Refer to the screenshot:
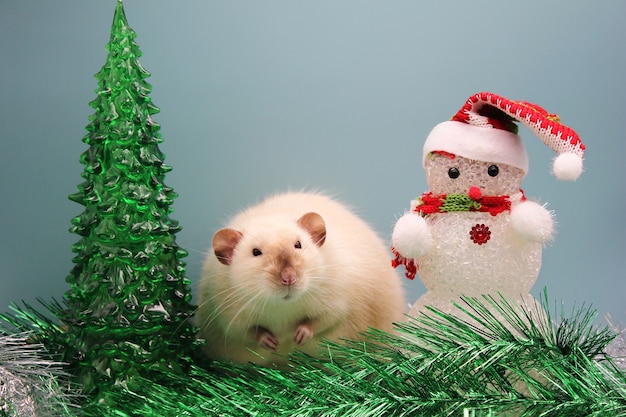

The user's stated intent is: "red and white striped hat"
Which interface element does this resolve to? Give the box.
[423,92,586,180]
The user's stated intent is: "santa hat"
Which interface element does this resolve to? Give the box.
[423,92,586,180]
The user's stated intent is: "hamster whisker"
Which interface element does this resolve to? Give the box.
[223,290,267,338]
[194,286,248,324]
[200,281,255,305]
[195,282,258,333]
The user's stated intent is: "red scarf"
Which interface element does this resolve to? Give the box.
[415,187,524,216]
[392,188,525,279]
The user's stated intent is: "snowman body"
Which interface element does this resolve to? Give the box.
[409,208,542,317]
[393,153,553,320]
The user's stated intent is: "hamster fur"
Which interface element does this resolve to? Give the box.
[196,192,406,366]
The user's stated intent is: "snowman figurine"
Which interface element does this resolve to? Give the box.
[392,92,586,321]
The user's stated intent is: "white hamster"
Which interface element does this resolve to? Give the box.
[196,192,406,366]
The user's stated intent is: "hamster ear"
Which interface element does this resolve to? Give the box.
[297,212,326,247]
[213,228,243,265]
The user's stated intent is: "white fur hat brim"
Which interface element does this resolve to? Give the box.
[423,120,529,174]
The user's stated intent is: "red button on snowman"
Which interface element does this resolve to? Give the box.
[391,92,585,320]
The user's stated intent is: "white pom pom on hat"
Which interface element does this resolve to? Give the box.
[552,151,584,181]
[423,92,586,181]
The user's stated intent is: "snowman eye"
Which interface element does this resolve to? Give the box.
[448,167,460,179]
[487,165,499,177]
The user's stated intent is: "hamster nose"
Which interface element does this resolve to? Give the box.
[281,266,297,286]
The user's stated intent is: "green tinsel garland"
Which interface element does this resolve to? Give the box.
[2,291,625,416]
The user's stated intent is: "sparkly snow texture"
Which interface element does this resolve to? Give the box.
[606,328,626,371]
[0,333,70,416]
[406,155,548,319]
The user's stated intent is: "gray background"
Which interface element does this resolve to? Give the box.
[1,1,624,325]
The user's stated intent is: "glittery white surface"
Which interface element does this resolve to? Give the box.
[408,155,544,320]
[425,154,525,196]
[606,329,626,371]
[0,333,69,417]
[0,366,37,416]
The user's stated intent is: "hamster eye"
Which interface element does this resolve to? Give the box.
[487,165,499,177]
[252,248,262,256]
[294,241,302,249]
[448,167,460,179]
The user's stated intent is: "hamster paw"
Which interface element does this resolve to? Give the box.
[510,201,555,243]
[294,323,314,345]
[391,212,433,259]
[256,329,279,351]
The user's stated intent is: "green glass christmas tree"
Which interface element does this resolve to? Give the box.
[62,0,198,397]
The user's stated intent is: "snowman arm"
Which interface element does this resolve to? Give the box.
[391,212,433,259]
[509,200,555,243]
